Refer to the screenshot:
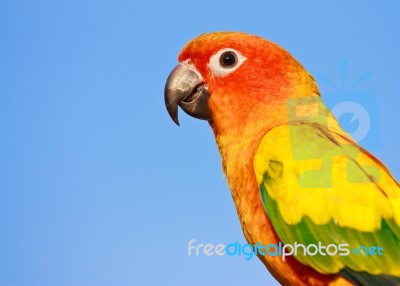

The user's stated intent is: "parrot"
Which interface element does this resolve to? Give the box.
[164,32,400,286]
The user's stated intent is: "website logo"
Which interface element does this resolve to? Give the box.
[188,239,383,261]
[315,60,381,150]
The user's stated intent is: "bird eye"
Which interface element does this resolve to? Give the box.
[208,48,247,77]
[219,51,238,68]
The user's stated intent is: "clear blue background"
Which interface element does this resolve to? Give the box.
[1,1,399,285]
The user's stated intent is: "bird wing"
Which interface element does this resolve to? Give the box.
[254,122,400,277]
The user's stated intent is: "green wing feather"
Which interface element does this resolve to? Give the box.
[254,122,400,278]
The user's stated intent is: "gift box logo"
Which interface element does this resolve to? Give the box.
[315,60,381,151]
[283,60,382,188]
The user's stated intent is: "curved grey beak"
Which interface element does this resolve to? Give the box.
[164,64,211,125]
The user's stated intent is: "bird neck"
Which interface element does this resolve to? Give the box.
[210,93,329,183]
[209,103,284,204]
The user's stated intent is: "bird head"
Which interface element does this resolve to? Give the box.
[165,32,319,137]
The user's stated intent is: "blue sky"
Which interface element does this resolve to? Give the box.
[1,1,399,285]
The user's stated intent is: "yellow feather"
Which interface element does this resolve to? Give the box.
[254,123,400,232]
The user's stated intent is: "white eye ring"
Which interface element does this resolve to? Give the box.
[208,48,247,77]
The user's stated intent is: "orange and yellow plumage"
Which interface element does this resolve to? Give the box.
[165,32,400,286]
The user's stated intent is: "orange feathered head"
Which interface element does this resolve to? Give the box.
[165,32,319,136]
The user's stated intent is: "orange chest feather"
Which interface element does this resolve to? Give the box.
[216,136,352,286]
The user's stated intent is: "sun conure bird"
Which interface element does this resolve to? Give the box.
[164,32,400,286]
